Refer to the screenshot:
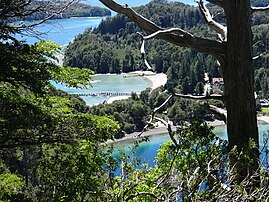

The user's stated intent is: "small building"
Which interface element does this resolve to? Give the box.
[212,77,224,94]
[212,77,224,84]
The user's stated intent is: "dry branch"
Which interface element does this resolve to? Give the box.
[143,28,194,40]
[174,93,225,101]
[137,32,153,70]
[203,103,227,123]
[16,0,79,31]
[99,0,226,57]
[196,0,227,41]
[136,92,226,138]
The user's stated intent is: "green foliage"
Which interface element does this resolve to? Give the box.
[32,141,115,201]
[0,173,25,201]
[0,38,107,148]
[89,98,149,134]
[261,107,269,113]
[1,8,119,201]
[1,1,269,201]
[0,39,93,92]
[64,33,141,73]
[65,1,269,97]
[100,121,230,201]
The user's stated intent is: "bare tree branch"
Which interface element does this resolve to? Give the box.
[136,92,226,138]
[196,0,227,41]
[174,93,226,101]
[203,103,227,123]
[143,28,194,41]
[154,94,174,112]
[253,53,264,60]
[251,5,269,13]
[137,32,153,70]
[99,0,226,57]
[154,117,179,147]
[15,0,80,31]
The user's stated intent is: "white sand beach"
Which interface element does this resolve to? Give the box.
[145,73,167,89]
[107,95,131,104]
[122,70,167,90]
[106,126,171,144]
[206,119,225,126]
[106,71,167,104]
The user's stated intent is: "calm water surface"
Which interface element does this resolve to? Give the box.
[15,1,269,169]
[16,17,105,46]
[52,74,152,105]
[111,122,269,174]
[17,17,153,105]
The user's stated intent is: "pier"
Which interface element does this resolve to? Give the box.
[72,92,133,97]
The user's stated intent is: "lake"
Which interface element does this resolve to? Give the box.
[16,17,106,46]
[52,74,152,105]
[111,121,269,174]
[18,17,154,106]
[15,1,269,171]
[17,0,197,46]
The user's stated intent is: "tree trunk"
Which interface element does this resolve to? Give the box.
[99,0,261,181]
[223,0,259,178]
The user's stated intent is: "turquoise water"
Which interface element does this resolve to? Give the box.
[16,17,105,46]
[111,122,269,173]
[52,74,152,105]
[16,0,197,45]
[17,17,153,105]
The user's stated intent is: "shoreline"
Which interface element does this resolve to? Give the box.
[106,126,171,145]
[107,116,269,145]
[107,120,226,145]
[106,71,167,104]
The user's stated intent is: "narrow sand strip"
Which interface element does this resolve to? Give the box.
[106,71,167,104]
[106,120,227,144]
[107,95,131,104]
[144,73,167,89]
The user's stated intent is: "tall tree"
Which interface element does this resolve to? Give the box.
[0,1,119,199]
[99,0,269,179]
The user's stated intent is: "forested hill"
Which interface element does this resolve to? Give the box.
[251,0,269,6]
[94,0,269,35]
[64,0,269,96]
[94,1,203,35]
[4,1,111,23]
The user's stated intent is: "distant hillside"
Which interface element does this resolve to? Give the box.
[251,0,269,6]
[94,0,269,35]
[64,0,269,96]
[5,1,111,23]
[94,1,203,35]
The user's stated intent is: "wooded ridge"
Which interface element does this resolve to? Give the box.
[64,0,269,97]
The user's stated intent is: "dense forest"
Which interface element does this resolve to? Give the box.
[64,0,269,97]
[63,0,269,134]
[4,1,111,23]
[1,0,269,201]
